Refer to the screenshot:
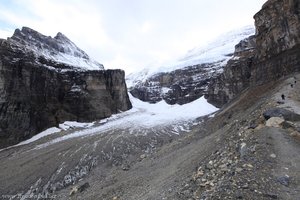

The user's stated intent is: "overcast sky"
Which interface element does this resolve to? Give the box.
[0,0,267,74]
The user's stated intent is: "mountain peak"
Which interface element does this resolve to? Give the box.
[11,26,47,43]
[8,27,104,71]
[54,32,68,40]
[54,32,74,45]
[16,26,40,36]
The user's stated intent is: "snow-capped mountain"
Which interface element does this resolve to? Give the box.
[128,26,255,105]
[7,27,104,71]
[175,25,255,68]
[0,27,131,149]
[128,26,255,82]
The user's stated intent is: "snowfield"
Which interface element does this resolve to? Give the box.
[126,25,255,87]
[173,25,255,69]
[9,94,218,149]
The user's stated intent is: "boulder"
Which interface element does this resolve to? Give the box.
[266,117,285,128]
[263,108,300,121]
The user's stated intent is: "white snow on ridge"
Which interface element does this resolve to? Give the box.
[59,121,95,130]
[14,94,218,149]
[9,27,104,71]
[126,25,255,85]
[16,127,61,146]
[174,25,255,69]
[39,50,104,71]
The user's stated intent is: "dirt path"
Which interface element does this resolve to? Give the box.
[265,127,300,199]
[270,74,300,199]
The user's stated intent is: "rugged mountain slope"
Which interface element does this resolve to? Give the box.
[128,26,255,105]
[0,0,300,199]
[0,85,218,199]
[0,70,299,200]
[0,27,132,148]
[176,74,300,200]
[206,0,300,107]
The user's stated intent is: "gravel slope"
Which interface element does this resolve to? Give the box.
[1,74,300,200]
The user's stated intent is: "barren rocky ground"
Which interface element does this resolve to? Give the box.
[1,74,300,200]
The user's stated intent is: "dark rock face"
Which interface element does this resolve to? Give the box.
[254,0,300,60]
[0,28,132,148]
[130,62,223,105]
[263,108,300,121]
[206,0,300,107]
[251,0,300,85]
[205,37,256,107]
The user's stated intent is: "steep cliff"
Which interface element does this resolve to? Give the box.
[205,36,256,107]
[130,62,223,105]
[0,27,132,148]
[206,0,300,107]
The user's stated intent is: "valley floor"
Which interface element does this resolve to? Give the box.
[0,74,300,200]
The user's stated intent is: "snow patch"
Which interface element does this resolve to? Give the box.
[0,121,96,150]
[39,50,103,71]
[16,127,61,146]
[161,87,171,94]
[59,121,95,130]
[35,94,218,148]
[0,93,218,150]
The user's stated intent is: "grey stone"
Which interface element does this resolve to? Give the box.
[263,108,300,121]
[277,176,290,186]
[69,182,90,196]
[239,142,248,158]
[264,193,278,199]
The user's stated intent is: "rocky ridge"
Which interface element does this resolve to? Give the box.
[7,27,104,71]
[0,27,132,148]
[206,0,300,107]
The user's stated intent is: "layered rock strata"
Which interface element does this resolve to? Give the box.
[206,0,300,107]
[0,27,132,148]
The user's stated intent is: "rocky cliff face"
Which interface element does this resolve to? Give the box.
[206,0,300,107]
[205,36,256,107]
[254,0,300,60]
[130,62,223,105]
[251,0,300,84]
[0,27,132,148]
[129,26,255,105]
